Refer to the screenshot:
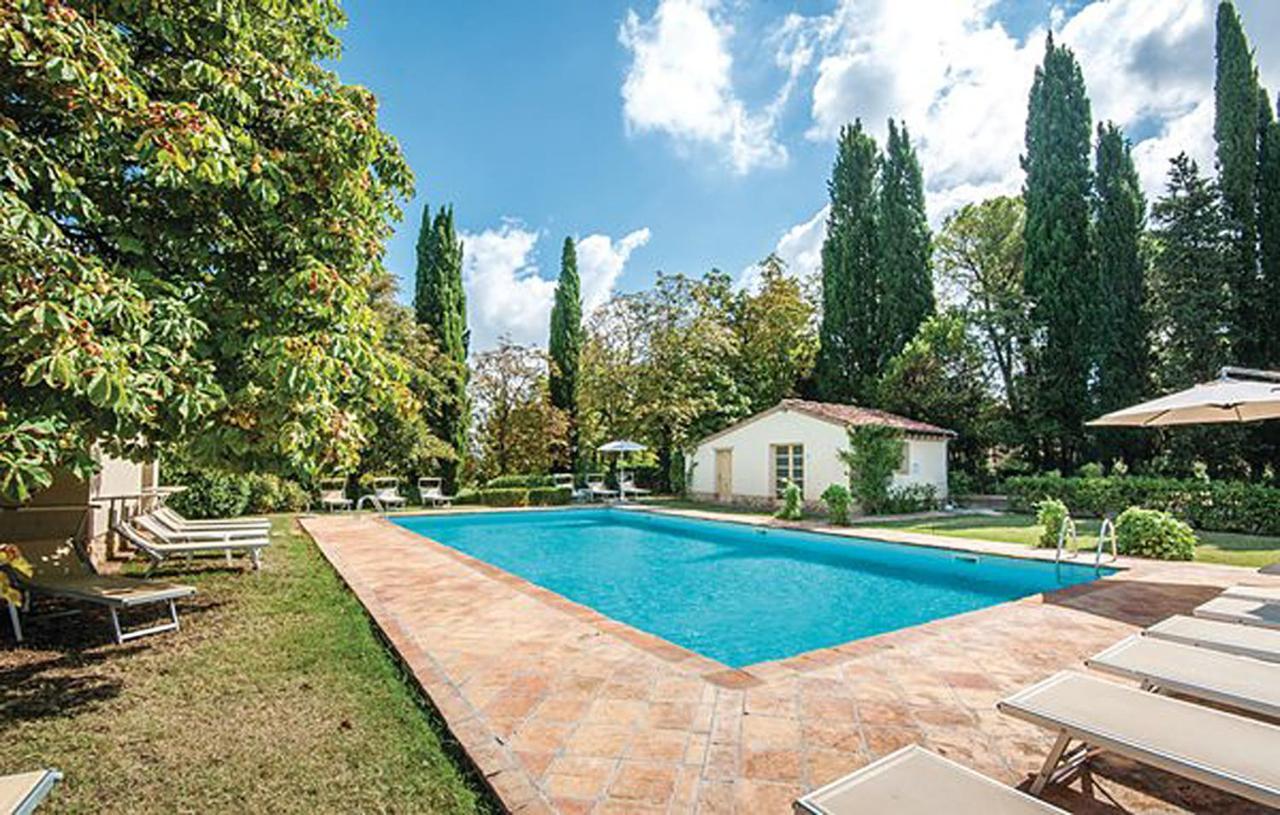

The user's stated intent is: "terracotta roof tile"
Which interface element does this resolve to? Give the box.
[779,399,956,437]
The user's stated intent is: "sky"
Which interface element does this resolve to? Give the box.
[333,0,1280,351]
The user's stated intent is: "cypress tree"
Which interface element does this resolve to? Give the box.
[413,203,470,489]
[549,236,584,468]
[1093,122,1149,463]
[1022,34,1094,470]
[1214,0,1262,363]
[878,119,935,363]
[1259,93,1280,365]
[817,121,881,403]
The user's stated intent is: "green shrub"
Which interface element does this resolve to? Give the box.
[1035,498,1070,548]
[454,488,481,505]
[466,486,571,507]
[948,471,976,500]
[1115,507,1197,560]
[821,484,852,525]
[168,470,251,519]
[1006,474,1280,536]
[840,425,904,515]
[527,486,572,506]
[881,484,939,514]
[775,480,803,521]
[245,473,309,513]
[1077,461,1104,478]
[485,474,555,489]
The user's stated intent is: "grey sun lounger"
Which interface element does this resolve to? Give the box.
[1143,615,1280,663]
[0,769,62,814]
[793,745,1066,814]
[1221,584,1280,604]
[998,671,1280,807]
[1085,635,1280,719]
[1194,595,1280,629]
[10,539,194,644]
[119,519,268,572]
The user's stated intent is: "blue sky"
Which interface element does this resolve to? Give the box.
[333,0,1279,350]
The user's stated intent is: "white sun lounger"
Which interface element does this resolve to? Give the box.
[417,477,453,507]
[120,518,268,572]
[10,539,194,644]
[998,671,1280,807]
[1194,595,1280,629]
[319,478,352,511]
[1221,584,1280,604]
[586,473,616,501]
[0,768,62,814]
[141,512,268,541]
[1085,635,1280,719]
[793,745,1066,814]
[1143,615,1280,664]
[357,477,407,510]
[154,506,269,532]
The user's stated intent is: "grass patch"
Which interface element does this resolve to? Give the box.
[1,517,497,814]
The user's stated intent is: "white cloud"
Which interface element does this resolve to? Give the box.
[619,0,790,174]
[577,228,652,312]
[461,222,650,350]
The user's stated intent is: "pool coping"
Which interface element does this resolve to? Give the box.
[375,505,1139,688]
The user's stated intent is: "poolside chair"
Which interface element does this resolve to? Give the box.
[1193,595,1280,629]
[7,538,194,644]
[140,511,267,541]
[553,473,590,502]
[585,473,616,502]
[997,671,1280,807]
[1143,614,1280,663]
[0,768,62,814]
[357,477,407,510]
[793,744,1065,814]
[122,517,269,572]
[1221,584,1280,604]
[618,472,650,501]
[1085,634,1280,719]
[417,477,453,508]
[319,477,352,512]
[154,506,269,532]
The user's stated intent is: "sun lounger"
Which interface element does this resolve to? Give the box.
[357,477,407,510]
[619,475,650,500]
[793,745,1066,814]
[586,474,616,501]
[319,478,352,511]
[417,477,453,507]
[0,769,62,814]
[1085,635,1280,719]
[9,539,194,644]
[1194,595,1280,629]
[1143,614,1280,663]
[120,518,268,572]
[135,512,265,542]
[154,506,269,532]
[998,671,1280,807]
[1222,584,1280,604]
[554,473,590,502]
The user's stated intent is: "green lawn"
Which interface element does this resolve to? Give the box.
[651,498,1280,569]
[1,517,496,814]
[854,513,1280,569]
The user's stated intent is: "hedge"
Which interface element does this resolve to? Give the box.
[1006,474,1280,536]
[485,473,556,489]
[457,486,572,507]
[166,467,308,518]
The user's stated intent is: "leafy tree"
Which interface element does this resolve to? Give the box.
[877,313,995,476]
[1,1,413,501]
[470,339,566,480]
[878,119,935,361]
[1214,0,1263,363]
[548,237,584,468]
[1260,94,1280,364]
[1022,34,1095,469]
[933,196,1030,420]
[817,121,881,403]
[1093,122,1149,464]
[414,203,469,490]
[732,254,817,413]
[839,425,903,515]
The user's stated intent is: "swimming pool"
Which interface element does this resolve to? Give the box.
[392,509,1112,669]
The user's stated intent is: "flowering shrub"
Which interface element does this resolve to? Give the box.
[1115,507,1197,560]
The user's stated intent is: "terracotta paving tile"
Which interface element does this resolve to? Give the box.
[303,512,1279,814]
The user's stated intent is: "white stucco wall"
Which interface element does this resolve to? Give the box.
[689,408,949,504]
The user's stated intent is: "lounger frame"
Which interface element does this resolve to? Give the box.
[117,520,266,572]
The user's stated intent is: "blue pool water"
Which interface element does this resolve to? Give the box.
[392,509,1112,668]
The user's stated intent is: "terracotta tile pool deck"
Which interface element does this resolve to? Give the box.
[300,508,1280,814]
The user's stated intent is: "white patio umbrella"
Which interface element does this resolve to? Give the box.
[597,440,647,498]
[1087,368,1280,427]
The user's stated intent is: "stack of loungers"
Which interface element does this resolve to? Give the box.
[794,583,1280,813]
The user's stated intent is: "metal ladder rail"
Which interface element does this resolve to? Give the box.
[1095,515,1118,569]
[1055,516,1079,563]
